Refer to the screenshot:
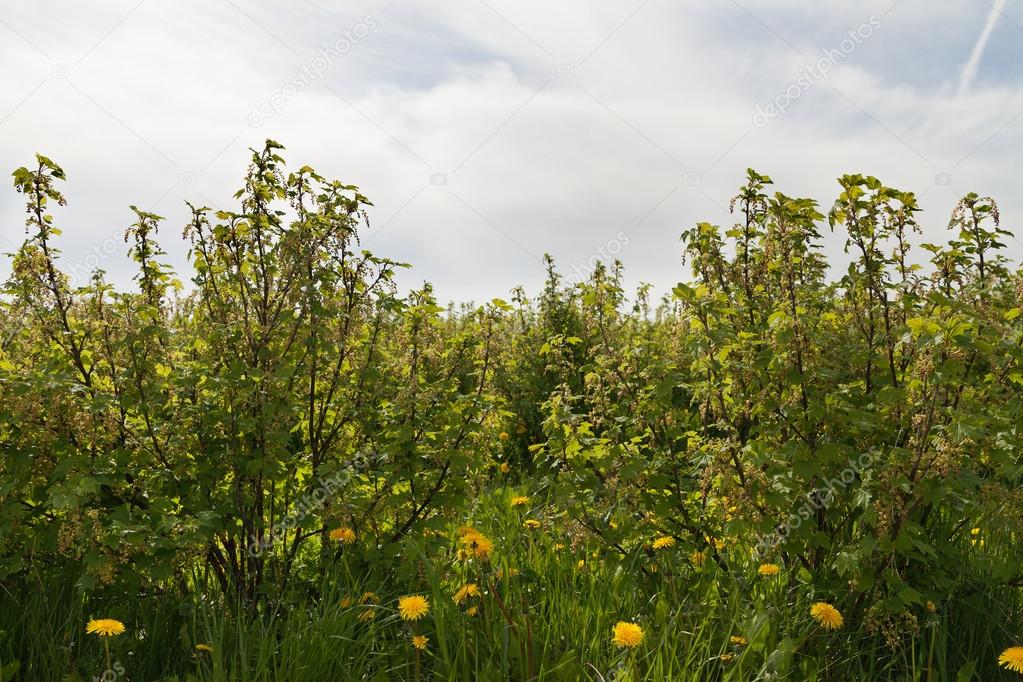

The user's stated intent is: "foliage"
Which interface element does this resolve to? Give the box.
[3,146,1023,680]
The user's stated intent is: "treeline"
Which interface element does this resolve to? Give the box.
[2,142,1022,638]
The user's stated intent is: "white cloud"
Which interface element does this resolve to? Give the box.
[0,0,1021,303]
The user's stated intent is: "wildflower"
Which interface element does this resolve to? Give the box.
[360,591,378,604]
[453,583,481,605]
[467,606,479,617]
[85,619,125,637]
[999,646,1023,673]
[523,519,541,529]
[554,543,566,551]
[730,635,748,646]
[810,602,843,630]
[652,536,675,550]
[612,621,644,648]
[720,653,734,662]
[358,608,376,622]
[462,535,493,560]
[329,526,356,544]
[500,462,511,474]
[496,567,519,579]
[510,496,529,507]
[577,559,585,570]
[340,596,354,608]
[412,635,428,651]
[195,643,213,653]
[398,595,430,621]
[690,550,705,566]
[757,563,780,576]
[499,431,510,441]
[516,424,526,434]
[925,601,936,614]
[459,528,494,561]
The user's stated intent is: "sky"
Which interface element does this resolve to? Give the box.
[1,0,1022,303]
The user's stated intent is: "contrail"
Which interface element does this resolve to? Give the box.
[958,0,1009,95]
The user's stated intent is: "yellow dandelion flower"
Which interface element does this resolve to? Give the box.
[554,543,566,551]
[340,596,354,608]
[720,653,735,662]
[730,635,748,646]
[459,529,494,561]
[690,550,705,566]
[360,591,378,604]
[467,606,479,617]
[500,462,511,474]
[971,527,981,536]
[195,643,213,653]
[469,535,494,560]
[810,602,843,630]
[329,527,356,544]
[499,431,510,441]
[453,583,481,605]
[398,595,430,621]
[577,559,586,570]
[496,567,519,579]
[411,635,428,651]
[758,563,780,576]
[85,619,125,637]
[523,519,541,529]
[510,496,530,507]
[652,536,675,550]
[925,601,936,614]
[358,608,376,622]
[612,621,644,648]
[999,646,1023,673]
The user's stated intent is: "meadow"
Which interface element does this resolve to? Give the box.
[2,142,1023,680]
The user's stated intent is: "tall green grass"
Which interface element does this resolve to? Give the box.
[2,489,1021,681]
